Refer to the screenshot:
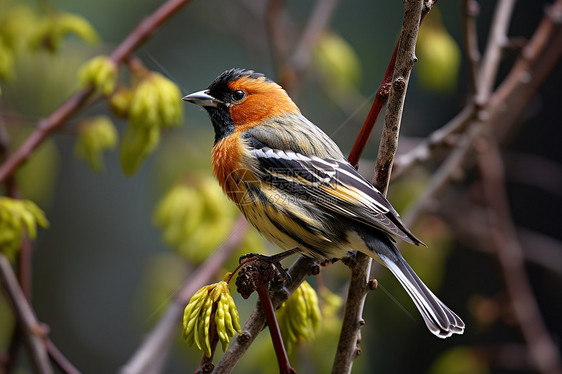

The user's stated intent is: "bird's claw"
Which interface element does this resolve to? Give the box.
[238,252,292,282]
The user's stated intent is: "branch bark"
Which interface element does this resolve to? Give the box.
[0,255,53,374]
[332,1,426,373]
[475,0,515,105]
[0,0,194,185]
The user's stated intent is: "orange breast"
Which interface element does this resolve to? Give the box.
[211,134,255,205]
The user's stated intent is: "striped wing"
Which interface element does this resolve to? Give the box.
[248,144,424,246]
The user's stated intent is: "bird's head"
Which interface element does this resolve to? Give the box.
[183,68,300,144]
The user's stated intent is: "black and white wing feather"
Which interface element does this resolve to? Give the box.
[247,140,424,246]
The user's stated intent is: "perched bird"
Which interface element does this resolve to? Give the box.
[183,68,464,338]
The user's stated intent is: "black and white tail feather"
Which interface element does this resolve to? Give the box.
[363,233,465,338]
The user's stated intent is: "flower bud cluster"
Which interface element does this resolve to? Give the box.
[183,276,241,357]
[276,280,321,353]
[0,197,48,260]
[74,116,118,173]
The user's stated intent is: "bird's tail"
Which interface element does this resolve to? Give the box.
[363,233,465,338]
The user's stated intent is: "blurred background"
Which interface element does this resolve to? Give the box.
[0,0,561,373]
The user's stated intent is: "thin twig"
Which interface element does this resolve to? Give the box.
[119,216,248,374]
[475,0,515,105]
[476,133,562,374]
[45,339,82,374]
[393,0,562,181]
[0,0,194,185]
[392,104,476,180]
[255,284,294,374]
[279,0,341,93]
[348,0,435,169]
[347,43,398,168]
[332,1,426,373]
[489,0,562,139]
[0,255,53,374]
[462,0,481,95]
[266,0,289,77]
[290,0,341,73]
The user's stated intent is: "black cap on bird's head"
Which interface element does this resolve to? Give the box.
[182,69,271,143]
[182,69,258,143]
[183,68,296,144]
[182,68,268,108]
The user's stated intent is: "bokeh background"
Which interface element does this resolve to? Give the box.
[1,0,561,373]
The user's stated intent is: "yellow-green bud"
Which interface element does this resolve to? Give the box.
[0,37,14,82]
[276,280,321,353]
[109,85,133,118]
[129,72,183,130]
[0,197,49,260]
[0,5,38,52]
[119,125,160,176]
[31,11,99,53]
[183,277,241,357]
[78,55,117,96]
[74,116,118,173]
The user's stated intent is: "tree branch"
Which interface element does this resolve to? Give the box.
[462,0,481,95]
[0,0,194,185]
[255,284,294,374]
[332,1,426,373]
[347,44,398,168]
[0,255,53,374]
[391,104,476,180]
[475,0,516,105]
[401,124,481,229]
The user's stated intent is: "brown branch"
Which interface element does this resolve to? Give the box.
[475,0,516,105]
[347,0,435,169]
[289,0,341,73]
[392,104,476,180]
[0,255,53,374]
[489,0,562,139]
[266,0,290,77]
[476,133,562,374]
[393,0,562,180]
[119,216,247,374]
[212,256,316,373]
[332,1,427,373]
[347,43,398,168]
[255,284,294,374]
[0,0,194,185]
[462,0,481,95]
[1,114,80,374]
[277,0,341,93]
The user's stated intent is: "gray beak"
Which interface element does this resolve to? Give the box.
[182,90,222,107]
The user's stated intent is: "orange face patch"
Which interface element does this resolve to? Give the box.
[227,76,300,128]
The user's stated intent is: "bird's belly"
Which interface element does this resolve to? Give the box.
[237,188,347,260]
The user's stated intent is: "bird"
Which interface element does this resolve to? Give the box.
[182,68,464,338]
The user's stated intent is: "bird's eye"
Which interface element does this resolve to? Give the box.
[232,89,246,102]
